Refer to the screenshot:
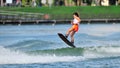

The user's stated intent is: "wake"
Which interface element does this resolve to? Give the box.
[1,44,120,64]
[0,46,83,64]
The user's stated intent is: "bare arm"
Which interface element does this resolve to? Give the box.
[76,17,81,23]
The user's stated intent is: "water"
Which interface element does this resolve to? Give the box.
[0,23,120,68]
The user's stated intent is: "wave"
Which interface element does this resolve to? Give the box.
[1,45,120,64]
[83,46,120,59]
[28,46,120,57]
[28,47,84,56]
[0,46,83,64]
[5,32,120,50]
[5,40,58,51]
[1,32,120,64]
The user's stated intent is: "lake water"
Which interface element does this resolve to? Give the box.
[0,23,120,68]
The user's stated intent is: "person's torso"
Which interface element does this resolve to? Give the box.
[73,18,79,25]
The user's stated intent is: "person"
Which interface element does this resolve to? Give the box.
[65,12,81,44]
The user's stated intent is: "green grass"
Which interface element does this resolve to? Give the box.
[0,6,120,19]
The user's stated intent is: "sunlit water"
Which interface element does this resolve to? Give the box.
[0,23,120,68]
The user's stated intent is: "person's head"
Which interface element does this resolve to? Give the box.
[73,12,79,18]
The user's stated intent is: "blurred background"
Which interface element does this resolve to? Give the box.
[0,0,120,7]
[0,0,120,24]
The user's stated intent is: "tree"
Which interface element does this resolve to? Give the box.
[109,0,116,5]
[1,0,4,6]
[72,0,82,6]
[86,0,92,5]
[64,0,75,6]
[118,0,120,5]
[64,0,68,6]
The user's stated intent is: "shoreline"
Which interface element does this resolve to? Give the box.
[0,6,120,25]
[0,19,120,25]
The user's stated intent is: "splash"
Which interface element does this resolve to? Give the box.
[1,45,120,64]
[84,46,120,59]
[0,46,84,64]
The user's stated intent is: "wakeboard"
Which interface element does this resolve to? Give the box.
[58,33,76,48]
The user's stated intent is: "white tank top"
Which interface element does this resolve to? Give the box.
[73,18,79,25]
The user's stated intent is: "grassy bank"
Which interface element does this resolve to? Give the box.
[0,6,120,19]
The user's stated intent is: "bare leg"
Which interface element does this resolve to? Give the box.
[65,27,74,38]
[70,31,76,44]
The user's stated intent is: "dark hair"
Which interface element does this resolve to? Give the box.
[73,12,79,17]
